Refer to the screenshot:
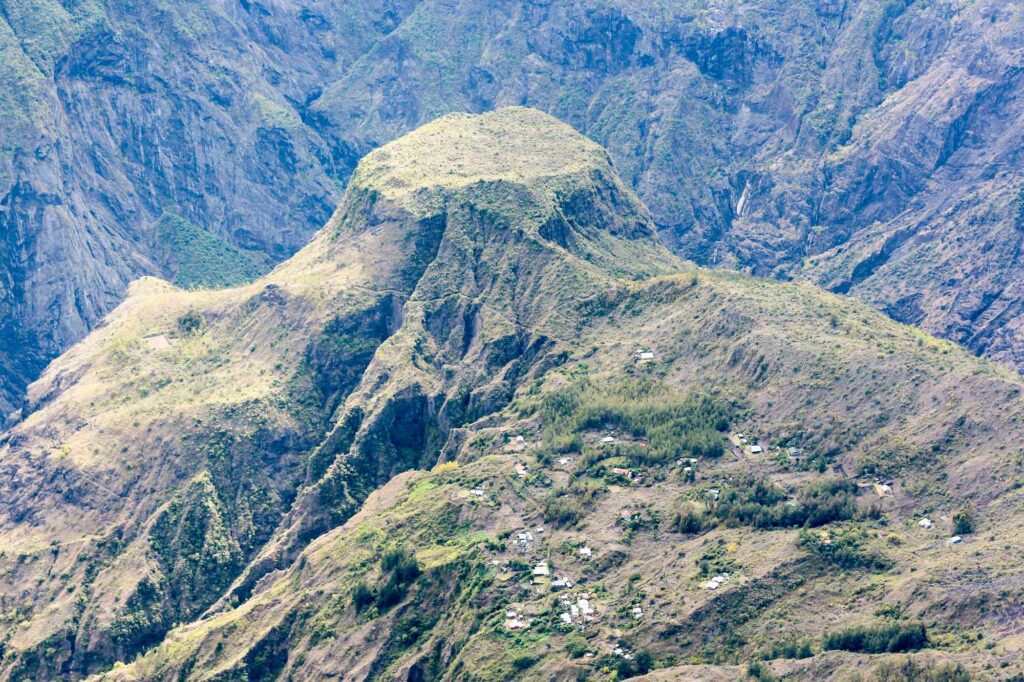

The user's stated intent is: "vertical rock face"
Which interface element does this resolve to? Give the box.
[0,0,421,419]
[3,0,1024,417]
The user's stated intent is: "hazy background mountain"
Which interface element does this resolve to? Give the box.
[3,0,1024,423]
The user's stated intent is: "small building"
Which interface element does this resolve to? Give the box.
[918,518,933,529]
[601,436,616,445]
[532,562,551,577]
[552,577,574,590]
[143,334,173,351]
[748,445,763,454]
[947,536,962,545]
[631,605,643,619]
[579,546,593,559]
[705,572,730,590]
[610,467,632,478]
[560,612,573,624]
[469,488,485,497]
[636,351,655,361]
[505,617,529,631]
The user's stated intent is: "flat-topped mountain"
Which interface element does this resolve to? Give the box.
[1,109,1023,681]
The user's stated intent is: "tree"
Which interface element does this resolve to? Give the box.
[952,508,975,535]
[352,581,374,613]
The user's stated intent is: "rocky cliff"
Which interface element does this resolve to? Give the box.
[4,1,1024,420]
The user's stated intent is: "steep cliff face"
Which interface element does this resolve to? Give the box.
[308,0,1024,367]
[4,1,1024,419]
[0,0,420,418]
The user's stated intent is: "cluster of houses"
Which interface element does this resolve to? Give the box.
[515,530,537,551]
[504,609,530,631]
[558,594,596,626]
[733,433,805,462]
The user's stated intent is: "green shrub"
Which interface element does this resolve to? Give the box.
[713,477,857,529]
[747,660,778,681]
[952,508,975,535]
[376,579,406,609]
[565,635,588,658]
[511,655,537,670]
[544,479,605,527]
[822,622,928,654]
[798,527,890,571]
[381,547,421,584]
[672,507,707,534]
[352,581,375,613]
[634,650,654,675]
[177,310,204,335]
[867,658,969,681]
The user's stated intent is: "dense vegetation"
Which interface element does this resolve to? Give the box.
[352,546,422,614]
[713,477,858,529]
[154,213,269,289]
[536,378,730,466]
[822,622,929,654]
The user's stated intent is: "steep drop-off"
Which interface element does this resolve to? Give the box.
[5,0,1024,422]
